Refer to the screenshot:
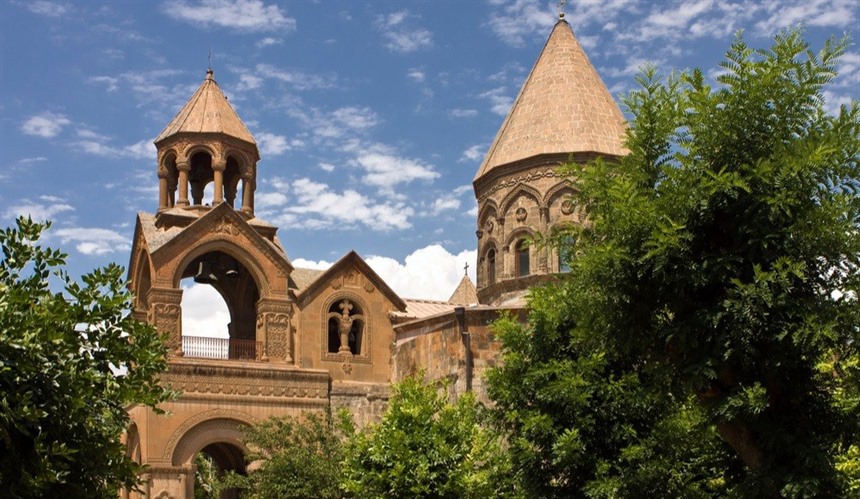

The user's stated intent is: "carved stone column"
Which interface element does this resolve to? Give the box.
[176,160,190,207]
[147,287,184,357]
[241,174,255,215]
[211,157,226,204]
[539,206,550,273]
[256,298,293,363]
[157,164,170,212]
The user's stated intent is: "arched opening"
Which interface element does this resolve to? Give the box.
[180,251,260,360]
[223,156,241,208]
[516,239,530,277]
[486,248,496,284]
[194,443,246,499]
[164,153,179,208]
[327,298,364,355]
[558,236,575,273]
[189,151,215,206]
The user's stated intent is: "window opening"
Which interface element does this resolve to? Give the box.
[327,299,364,355]
[516,239,530,277]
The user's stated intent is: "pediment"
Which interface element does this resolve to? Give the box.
[148,204,292,275]
[295,251,405,311]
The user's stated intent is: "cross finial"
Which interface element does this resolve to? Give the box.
[464,262,469,276]
[208,48,212,71]
[557,0,566,19]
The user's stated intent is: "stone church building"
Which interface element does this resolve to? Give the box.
[122,14,626,498]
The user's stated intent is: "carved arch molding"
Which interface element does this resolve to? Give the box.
[163,408,258,464]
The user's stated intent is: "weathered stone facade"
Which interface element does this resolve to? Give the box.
[123,15,627,498]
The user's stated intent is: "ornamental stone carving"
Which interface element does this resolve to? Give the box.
[561,199,574,215]
[515,207,528,222]
[264,313,291,362]
[211,216,239,235]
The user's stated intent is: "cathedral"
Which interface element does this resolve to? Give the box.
[122,13,626,498]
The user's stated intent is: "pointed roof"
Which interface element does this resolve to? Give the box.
[155,69,257,146]
[447,275,478,305]
[474,18,627,181]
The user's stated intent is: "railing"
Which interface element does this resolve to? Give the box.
[181,336,261,360]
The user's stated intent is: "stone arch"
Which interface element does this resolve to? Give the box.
[477,199,498,228]
[543,181,575,207]
[506,227,536,278]
[132,249,153,313]
[499,184,543,217]
[481,238,500,286]
[321,291,371,359]
[170,419,248,467]
[172,239,269,297]
[549,221,577,273]
[181,144,217,162]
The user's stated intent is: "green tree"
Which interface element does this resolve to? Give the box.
[221,409,353,499]
[342,376,519,498]
[0,217,171,498]
[489,29,859,497]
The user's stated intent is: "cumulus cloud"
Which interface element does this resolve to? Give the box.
[180,282,230,338]
[258,177,415,231]
[2,196,74,221]
[163,0,296,32]
[375,10,433,53]
[353,151,439,196]
[291,258,333,270]
[365,245,477,301]
[21,112,71,138]
[53,227,130,255]
[256,132,301,156]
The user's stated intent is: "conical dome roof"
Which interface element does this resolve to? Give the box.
[475,18,627,181]
[155,69,257,147]
[448,274,478,305]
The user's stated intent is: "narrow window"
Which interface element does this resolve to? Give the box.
[487,248,496,284]
[516,239,530,277]
[559,236,575,273]
[327,299,364,355]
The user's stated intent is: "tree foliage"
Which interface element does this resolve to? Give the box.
[342,376,518,498]
[0,217,171,498]
[489,29,859,497]
[221,409,353,499]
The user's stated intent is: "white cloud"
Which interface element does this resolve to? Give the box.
[180,282,230,338]
[256,36,282,48]
[459,144,485,163]
[163,0,296,32]
[755,0,857,34]
[21,112,71,138]
[256,132,298,156]
[53,227,130,255]
[375,10,433,53]
[236,74,263,91]
[18,156,48,165]
[407,68,426,82]
[353,152,439,196]
[319,162,336,172]
[487,0,555,47]
[479,87,514,116]
[258,177,415,231]
[366,245,477,301]
[255,63,334,90]
[24,0,68,17]
[430,195,460,214]
[75,138,155,159]
[2,197,74,221]
[449,108,478,118]
[332,107,380,131]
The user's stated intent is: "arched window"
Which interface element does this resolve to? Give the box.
[327,299,364,355]
[516,239,530,277]
[559,236,575,273]
[487,248,496,284]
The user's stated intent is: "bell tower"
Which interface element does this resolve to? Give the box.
[473,14,628,305]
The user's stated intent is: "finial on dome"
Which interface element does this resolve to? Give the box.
[557,0,566,20]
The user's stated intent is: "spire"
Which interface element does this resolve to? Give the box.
[474,19,627,181]
[448,274,478,305]
[155,70,257,150]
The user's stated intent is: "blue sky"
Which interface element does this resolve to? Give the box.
[2,0,858,306]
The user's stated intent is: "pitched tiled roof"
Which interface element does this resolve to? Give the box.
[474,19,627,181]
[155,69,257,146]
[391,299,458,321]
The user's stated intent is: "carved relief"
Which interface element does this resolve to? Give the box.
[345,270,358,286]
[561,199,574,215]
[211,216,239,236]
[342,356,353,375]
[363,281,375,293]
[152,303,182,352]
[485,219,494,233]
[477,170,561,202]
[265,313,291,361]
[330,279,343,290]
[515,207,528,222]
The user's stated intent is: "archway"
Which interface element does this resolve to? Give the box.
[194,442,246,499]
[171,418,249,499]
[179,250,260,360]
